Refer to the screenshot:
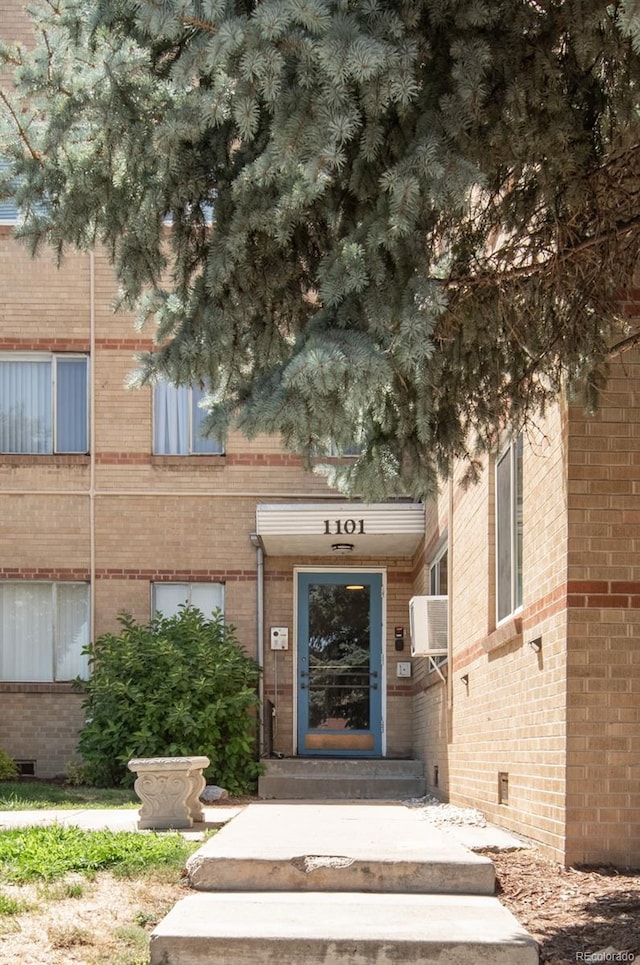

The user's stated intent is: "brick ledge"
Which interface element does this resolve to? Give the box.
[481,616,523,654]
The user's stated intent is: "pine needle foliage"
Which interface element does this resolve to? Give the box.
[2,0,640,497]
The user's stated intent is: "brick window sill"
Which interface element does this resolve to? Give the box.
[0,682,81,694]
[151,455,226,468]
[0,454,90,467]
[481,616,523,654]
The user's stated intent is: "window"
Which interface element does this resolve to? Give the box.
[153,382,224,455]
[326,440,362,457]
[0,354,89,454]
[0,195,18,224]
[428,542,448,670]
[0,158,48,225]
[0,582,90,681]
[429,545,448,596]
[0,158,18,224]
[496,436,523,623]
[152,582,224,618]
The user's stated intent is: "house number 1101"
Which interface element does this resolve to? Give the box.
[323,518,365,536]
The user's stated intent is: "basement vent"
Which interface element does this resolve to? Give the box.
[433,765,439,788]
[498,772,509,805]
[15,760,36,777]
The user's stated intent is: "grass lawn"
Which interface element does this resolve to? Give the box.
[0,780,138,810]
[0,821,208,964]
[0,824,195,882]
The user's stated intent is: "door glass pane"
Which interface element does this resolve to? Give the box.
[307,582,371,731]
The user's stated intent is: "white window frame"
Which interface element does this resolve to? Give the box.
[0,581,90,682]
[152,582,225,619]
[495,435,523,624]
[152,382,224,456]
[0,352,89,455]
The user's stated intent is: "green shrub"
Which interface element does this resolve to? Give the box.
[75,607,262,793]
[0,749,18,782]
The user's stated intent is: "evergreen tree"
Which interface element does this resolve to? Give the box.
[2,0,640,497]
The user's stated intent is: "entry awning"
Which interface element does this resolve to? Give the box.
[255,502,425,557]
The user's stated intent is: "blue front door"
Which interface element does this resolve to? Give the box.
[297,571,383,756]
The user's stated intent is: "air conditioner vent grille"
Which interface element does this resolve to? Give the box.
[409,595,448,656]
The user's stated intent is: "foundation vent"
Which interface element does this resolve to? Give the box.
[498,772,509,805]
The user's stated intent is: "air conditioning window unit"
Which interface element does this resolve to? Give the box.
[409,595,448,656]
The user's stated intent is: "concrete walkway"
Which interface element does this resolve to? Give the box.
[0,804,243,835]
[0,800,538,962]
[187,802,497,893]
[151,802,539,964]
[0,799,528,851]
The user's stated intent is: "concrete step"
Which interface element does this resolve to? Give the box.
[258,757,426,800]
[186,803,495,895]
[150,891,539,965]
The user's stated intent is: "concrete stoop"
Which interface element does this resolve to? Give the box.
[150,804,539,965]
[151,892,539,965]
[258,756,427,800]
[186,802,495,894]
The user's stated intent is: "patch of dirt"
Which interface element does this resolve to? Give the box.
[1,845,639,963]
[0,872,191,965]
[487,848,640,964]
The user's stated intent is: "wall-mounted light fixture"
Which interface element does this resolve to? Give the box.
[460,673,469,686]
[331,543,354,555]
[528,637,542,653]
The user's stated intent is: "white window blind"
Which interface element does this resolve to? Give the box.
[0,583,90,682]
[152,582,225,619]
[0,355,88,454]
[153,382,223,455]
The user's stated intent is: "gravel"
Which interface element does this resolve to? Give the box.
[404,795,488,827]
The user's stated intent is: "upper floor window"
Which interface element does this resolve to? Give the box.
[0,582,90,682]
[429,544,448,596]
[0,354,89,454]
[0,195,18,224]
[152,582,224,618]
[0,158,48,225]
[326,440,362,457]
[153,382,224,455]
[496,435,523,623]
[0,158,18,224]
[428,542,448,671]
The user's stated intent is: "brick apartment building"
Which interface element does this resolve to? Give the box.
[1,0,638,870]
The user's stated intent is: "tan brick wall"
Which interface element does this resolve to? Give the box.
[564,349,640,866]
[0,0,35,85]
[1,228,416,775]
[414,409,571,861]
[0,687,86,778]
